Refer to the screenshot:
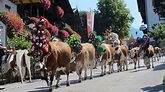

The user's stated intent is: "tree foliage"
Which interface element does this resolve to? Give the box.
[150,23,165,40]
[153,0,165,17]
[95,0,134,39]
[149,23,165,46]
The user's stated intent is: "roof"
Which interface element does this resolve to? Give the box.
[137,0,147,24]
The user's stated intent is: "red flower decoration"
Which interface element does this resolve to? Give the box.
[0,10,24,33]
[62,30,70,39]
[49,25,59,36]
[56,6,64,18]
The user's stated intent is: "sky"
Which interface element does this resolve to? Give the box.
[69,0,144,37]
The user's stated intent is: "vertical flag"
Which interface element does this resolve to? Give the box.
[87,12,94,38]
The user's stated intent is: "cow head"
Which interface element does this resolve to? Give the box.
[33,50,45,71]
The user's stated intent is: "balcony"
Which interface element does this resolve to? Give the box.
[9,0,42,4]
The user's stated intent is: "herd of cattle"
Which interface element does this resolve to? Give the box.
[0,38,164,91]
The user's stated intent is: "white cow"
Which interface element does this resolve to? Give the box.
[2,49,32,83]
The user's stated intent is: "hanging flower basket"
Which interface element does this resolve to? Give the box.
[0,10,24,33]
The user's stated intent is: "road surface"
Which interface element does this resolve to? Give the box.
[1,56,165,92]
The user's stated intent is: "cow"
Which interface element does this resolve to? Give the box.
[73,43,95,82]
[143,45,155,69]
[129,47,140,69]
[97,43,115,76]
[113,41,129,72]
[154,47,161,61]
[2,49,32,83]
[33,42,72,90]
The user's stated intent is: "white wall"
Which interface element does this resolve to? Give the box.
[145,0,161,32]
[0,21,6,46]
[0,0,17,13]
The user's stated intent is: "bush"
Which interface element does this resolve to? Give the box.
[7,32,31,50]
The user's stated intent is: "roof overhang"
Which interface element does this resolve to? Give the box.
[9,0,42,5]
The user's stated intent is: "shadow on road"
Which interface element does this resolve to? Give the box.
[141,83,164,92]
[129,68,148,73]
[28,88,49,92]
[153,62,165,71]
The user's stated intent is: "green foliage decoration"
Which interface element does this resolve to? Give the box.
[66,34,82,52]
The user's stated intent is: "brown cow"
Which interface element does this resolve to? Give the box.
[143,45,155,69]
[73,43,95,82]
[154,47,161,61]
[114,44,129,72]
[129,47,140,69]
[97,43,115,76]
[33,42,72,90]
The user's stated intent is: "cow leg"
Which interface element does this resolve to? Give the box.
[65,65,70,86]
[50,71,55,90]
[125,59,128,71]
[104,63,106,75]
[26,66,32,82]
[89,61,93,79]
[17,67,24,83]
[144,57,149,69]
[100,64,104,76]
[151,58,154,68]
[120,60,123,71]
[134,59,137,69]
[108,61,113,74]
[117,61,120,72]
[55,71,61,88]
[137,58,140,68]
[84,66,87,80]
[76,62,83,82]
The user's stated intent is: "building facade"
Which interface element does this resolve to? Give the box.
[137,0,164,32]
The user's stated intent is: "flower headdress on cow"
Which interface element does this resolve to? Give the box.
[27,16,52,55]
[103,28,119,44]
[66,34,82,53]
[88,31,104,55]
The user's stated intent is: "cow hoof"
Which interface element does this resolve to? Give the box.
[49,89,53,92]
[78,80,82,83]
[126,69,128,71]
[84,77,87,80]
[66,83,70,86]
[134,67,136,69]
[100,74,103,76]
[147,67,150,69]
[90,77,93,79]
[55,84,60,88]
[152,66,154,68]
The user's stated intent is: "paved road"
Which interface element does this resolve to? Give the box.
[1,56,165,92]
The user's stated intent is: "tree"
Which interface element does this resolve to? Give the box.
[153,0,165,17]
[150,23,165,46]
[79,11,88,42]
[95,0,134,39]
